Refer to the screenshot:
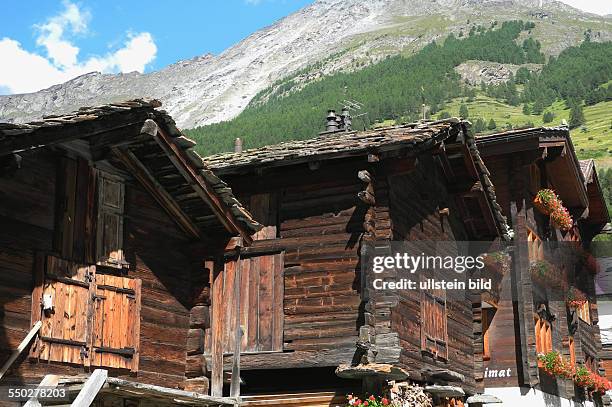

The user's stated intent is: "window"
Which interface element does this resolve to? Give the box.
[421,287,448,360]
[54,157,127,269]
[482,308,494,361]
[569,336,576,366]
[535,315,552,358]
[96,172,127,268]
[31,255,141,371]
[209,251,284,354]
[577,301,591,324]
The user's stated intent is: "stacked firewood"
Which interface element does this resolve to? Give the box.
[389,382,433,407]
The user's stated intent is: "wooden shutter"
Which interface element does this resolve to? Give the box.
[482,308,493,361]
[569,336,576,366]
[96,172,126,268]
[54,157,78,260]
[578,301,591,323]
[210,251,284,354]
[91,274,141,372]
[32,255,140,371]
[421,287,448,360]
[35,256,94,365]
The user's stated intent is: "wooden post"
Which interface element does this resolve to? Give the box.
[230,251,242,398]
[0,321,42,380]
[23,374,59,407]
[210,259,224,398]
[71,369,107,406]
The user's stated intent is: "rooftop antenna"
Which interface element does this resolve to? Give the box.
[420,86,426,121]
[340,99,369,131]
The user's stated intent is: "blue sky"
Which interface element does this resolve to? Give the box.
[0,0,610,95]
[0,0,313,94]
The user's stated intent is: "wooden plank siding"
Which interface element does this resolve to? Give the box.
[214,152,482,398]
[212,160,368,371]
[477,149,604,398]
[0,148,202,388]
[374,154,478,393]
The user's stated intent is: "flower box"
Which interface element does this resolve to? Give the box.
[533,189,560,215]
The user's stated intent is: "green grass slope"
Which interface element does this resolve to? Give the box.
[440,95,612,165]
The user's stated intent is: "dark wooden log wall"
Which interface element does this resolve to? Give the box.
[373,155,479,394]
[0,150,56,385]
[280,164,364,364]
[479,152,603,394]
[0,149,201,388]
[215,159,371,370]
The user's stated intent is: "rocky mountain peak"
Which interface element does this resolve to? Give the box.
[0,0,608,128]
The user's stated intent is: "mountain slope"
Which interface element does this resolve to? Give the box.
[0,0,610,128]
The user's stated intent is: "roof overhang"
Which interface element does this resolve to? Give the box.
[476,127,589,211]
[0,99,261,243]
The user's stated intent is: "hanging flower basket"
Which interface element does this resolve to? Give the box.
[566,286,588,309]
[529,259,565,288]
[574,366,595,388]
[538,353,612,394]
[533,189,574,231]
[534,189,561,215]
[538,351,574,379]
[550,206,573,231]
[482,251,511,278]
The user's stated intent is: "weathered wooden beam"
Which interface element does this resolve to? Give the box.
[0,111,152,156]
[112,147,201,239]
[210,262,225,398]
[230,254,242,398]
[71,369,108,407]
[0,321,42,380]
[208,346,359,371]
[90,120,158,160]
[22,375,60,407]
[152,126,253,245]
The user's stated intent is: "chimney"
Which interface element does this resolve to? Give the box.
[326,110,339,132]
[234,138,243,153]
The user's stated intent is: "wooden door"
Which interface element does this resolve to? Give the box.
[38,256,94,365]
[91,274,141,372]
[32,255,141,371]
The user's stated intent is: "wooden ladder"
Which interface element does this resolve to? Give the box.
[23,369,107,407]
[0,321,42,381]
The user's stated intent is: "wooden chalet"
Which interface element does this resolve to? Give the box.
[475,127,610,405]
[1,99,609,407]
[0,99,262,406]
[202,118,510,406]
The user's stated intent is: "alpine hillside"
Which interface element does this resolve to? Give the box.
[0,0,610,129]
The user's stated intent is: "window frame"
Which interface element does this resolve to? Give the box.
[420,286,448,361]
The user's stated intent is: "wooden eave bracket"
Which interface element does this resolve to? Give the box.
[112,146,201,239]
[151,124,253,244]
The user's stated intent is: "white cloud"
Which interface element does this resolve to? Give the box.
[558,0,612,15]
[35,0,90,68]
[0,1,157,95]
